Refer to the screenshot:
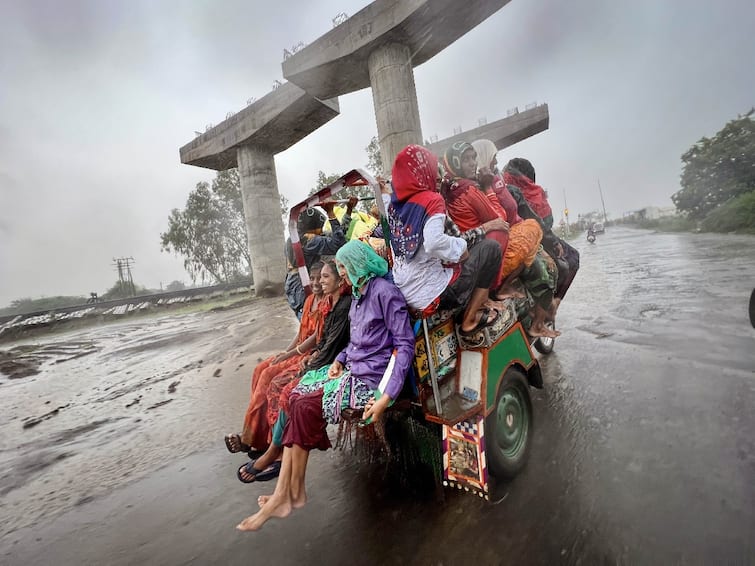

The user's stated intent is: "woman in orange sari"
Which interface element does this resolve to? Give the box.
[225,262,327,455]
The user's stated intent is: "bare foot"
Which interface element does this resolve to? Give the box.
[461,307,500,333]
[258,494,272,509]
[237,495,293,532]
[529,323,561,338]
[495,285,525,300]
[548,298,561,321]
[484,299,505,311]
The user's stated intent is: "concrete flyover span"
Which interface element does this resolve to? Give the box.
[282,0,512,169]
[427,104,550,158]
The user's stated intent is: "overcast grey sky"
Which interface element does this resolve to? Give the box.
[1,0,753,307]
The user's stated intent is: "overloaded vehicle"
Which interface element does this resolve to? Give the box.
[288,169,554,498]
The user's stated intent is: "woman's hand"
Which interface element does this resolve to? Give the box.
[478,166,495,189]
[377,176,392,194]
[484,218,509,233]
[299,352,313,372]
[272,351,287,364]
[362,395,391,423]
[346,196,358,214]
[554,242,565,259]
[328,360,344,379]
[321,201,337,219]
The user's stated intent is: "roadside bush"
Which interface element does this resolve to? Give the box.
[634,216,697,232]
[700,190,755,234]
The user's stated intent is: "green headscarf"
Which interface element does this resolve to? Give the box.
[335,240,388,298]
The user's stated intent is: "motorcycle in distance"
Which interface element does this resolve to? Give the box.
[586,226,597,243]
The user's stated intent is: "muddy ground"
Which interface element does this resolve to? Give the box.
[1,228,753,565]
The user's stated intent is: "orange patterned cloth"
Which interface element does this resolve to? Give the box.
[240,293,324,448]
[500,219,543,280]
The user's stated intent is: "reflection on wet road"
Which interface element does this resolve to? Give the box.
[2,228,754,565]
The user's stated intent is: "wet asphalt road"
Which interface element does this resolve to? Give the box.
[2,227,754,565]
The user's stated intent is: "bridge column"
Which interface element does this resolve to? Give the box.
[368,42,423,170]
[237,145,286,297]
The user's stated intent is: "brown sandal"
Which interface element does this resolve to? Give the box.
[224,433,250,454]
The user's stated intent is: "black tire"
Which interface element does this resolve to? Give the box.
[485,368,533,480]
[532,322,556,354]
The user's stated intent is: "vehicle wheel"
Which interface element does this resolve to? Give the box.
[533,322,556,354]
[486,368,532,480]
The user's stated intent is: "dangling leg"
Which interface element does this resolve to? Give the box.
[236,446,300,531]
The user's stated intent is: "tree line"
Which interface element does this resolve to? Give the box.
[160,137,383,285]
[671,109,755,233]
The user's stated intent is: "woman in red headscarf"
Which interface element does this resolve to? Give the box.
[387,144,503,335]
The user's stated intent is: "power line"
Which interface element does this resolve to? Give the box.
[112,257,136,296]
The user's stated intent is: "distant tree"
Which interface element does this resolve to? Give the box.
[365,136,384,177]
[308,171,343,196]
[160,169,251,284]
[101,280,149,300]
[165,280,186,292]
[0,296,87,316]
[673,109,755,220]
[307,170,374,213]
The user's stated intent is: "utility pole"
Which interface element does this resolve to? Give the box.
[112,257,136,296]
[598,179,608,224]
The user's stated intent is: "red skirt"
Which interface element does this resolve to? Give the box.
[281,390,331,451]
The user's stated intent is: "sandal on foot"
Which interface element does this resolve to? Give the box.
[459,307,501,337]
[254,461,281,482]
[237,460,282,484]
[224,433,251,454]
[247,448,266,460]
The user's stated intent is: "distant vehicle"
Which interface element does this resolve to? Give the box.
[593,222,605,234]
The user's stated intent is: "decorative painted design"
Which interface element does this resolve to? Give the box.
[413,318,458,384]
[414,333,430,383]
[430,319,458,369]
[458,300,517,350]
[442,415,489,499]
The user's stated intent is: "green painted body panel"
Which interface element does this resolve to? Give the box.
[485,327,533,409]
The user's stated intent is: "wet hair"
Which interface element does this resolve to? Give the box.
[321,259,338,276]
[297,207,326,234]
[309,260,324,274]
[507,158,536,182]
[320,259,342,285]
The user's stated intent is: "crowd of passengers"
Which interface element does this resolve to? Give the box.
[226,140,580,531]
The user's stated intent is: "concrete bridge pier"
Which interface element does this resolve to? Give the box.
[236,145,285,296]
[179,82,339,297]
[368,42,422,170]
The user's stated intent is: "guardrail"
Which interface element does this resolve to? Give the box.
[0,280,253,338]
